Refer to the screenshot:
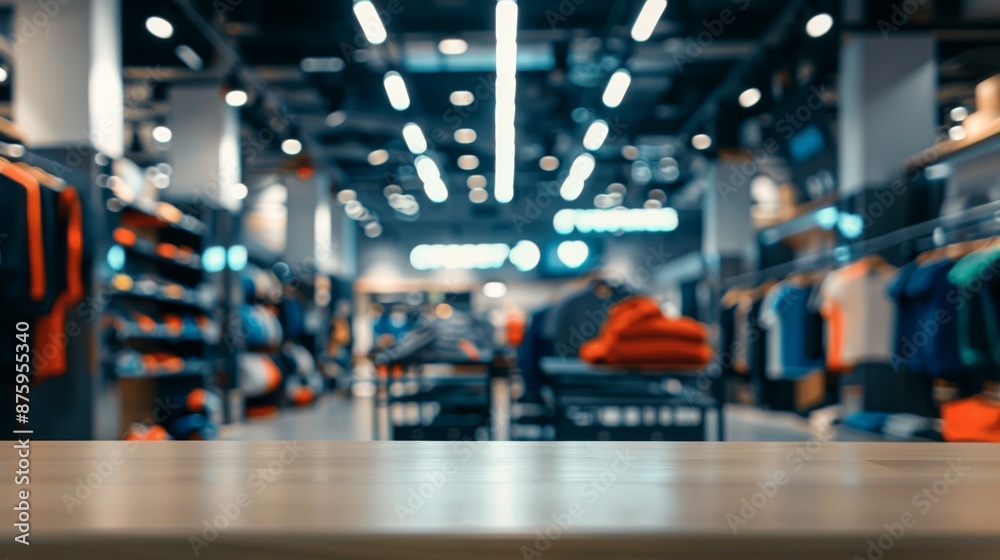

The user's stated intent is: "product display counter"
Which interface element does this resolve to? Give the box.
[3,441,999,558]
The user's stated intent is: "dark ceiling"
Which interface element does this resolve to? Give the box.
[104,0,1000,243]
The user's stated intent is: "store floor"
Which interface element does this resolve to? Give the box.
[219,392,823,442]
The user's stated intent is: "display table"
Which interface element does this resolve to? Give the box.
[3,442,999,558]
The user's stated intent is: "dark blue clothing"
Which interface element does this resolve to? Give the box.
[772,284,825,378]
[906,259,964,377]
[518,306,553,394]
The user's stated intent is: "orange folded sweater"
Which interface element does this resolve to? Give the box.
[942,397,1000,443]
[579,296,712,368]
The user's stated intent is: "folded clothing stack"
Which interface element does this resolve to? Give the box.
[942,396,1000,442]
[579,296,712,369]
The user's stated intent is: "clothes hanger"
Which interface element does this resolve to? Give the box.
[14,162,65,191]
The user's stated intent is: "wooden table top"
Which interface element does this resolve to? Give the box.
[3,441,1000,559]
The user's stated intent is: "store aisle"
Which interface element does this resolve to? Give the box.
[219,392,373,441]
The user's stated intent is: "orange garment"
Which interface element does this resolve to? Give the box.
[579,296,712,369]
[942,396,1000,442]
[33,187,84,379]
[580,339,713,367]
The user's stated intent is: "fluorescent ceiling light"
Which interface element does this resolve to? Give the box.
[424,178,449,203]
[414,155,440,183]
[494,0,518,204]
[602,69,631,108]
[353,1,387,45]
[225,90,248,107]
[146,17,173,39]
[439,38,468,55]
[583,120,610,151]
[383,71,411,111]
[738,87,762,108]
[568,153,596,180]
[553,208,679,234]
[560,153,596,201]
[455,128,477,143]
[806,13,833,38]
[402,123,427,154]
[631,0,667,42]
[450,90,475,106]
[409,244,510,270]
[281,139,303,155]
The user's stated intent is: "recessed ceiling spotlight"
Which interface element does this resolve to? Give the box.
[326,110,347,127]
[469,188,488,203]
[621,145,639,160]
[152,125,172,143]
[950,106,969,122]
[539,155,559,171]
[455,128,477,144]
[738,87,762,108]
[368,149,389,166]
[458,155,480,171]
[948,125,967,142]
[225,90,248,107]
[281,139,303,155]
[805,13,834,38]
[691,134,712,150]
[439,38,469,55]
[146,16,173,39]
[232,183,249,200]
[450,90,475,106]
[467,175,487,189]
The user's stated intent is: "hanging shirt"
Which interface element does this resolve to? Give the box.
[821,260,897,370]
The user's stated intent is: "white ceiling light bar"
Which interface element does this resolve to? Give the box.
[494,0,518,204]
[582,120,610,151]
[353,1,387,45]
[631,0,667,42]
[402,123,427,154]
[602,69,631,108]
[414,155,448,203]
[559,153,596,201]
[383,71,411,111]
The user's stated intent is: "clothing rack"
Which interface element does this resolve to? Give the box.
[724,199,1000,288]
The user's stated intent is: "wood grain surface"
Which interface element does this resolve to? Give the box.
[2,441,999,558]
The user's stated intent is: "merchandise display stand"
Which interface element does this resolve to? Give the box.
[540,358,723,441]
[374,358,508,441]
[100,168,225,439]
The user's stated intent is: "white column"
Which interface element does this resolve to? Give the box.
[838,33,936,195]
[168,84,242,212]
[13,0,123,157]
